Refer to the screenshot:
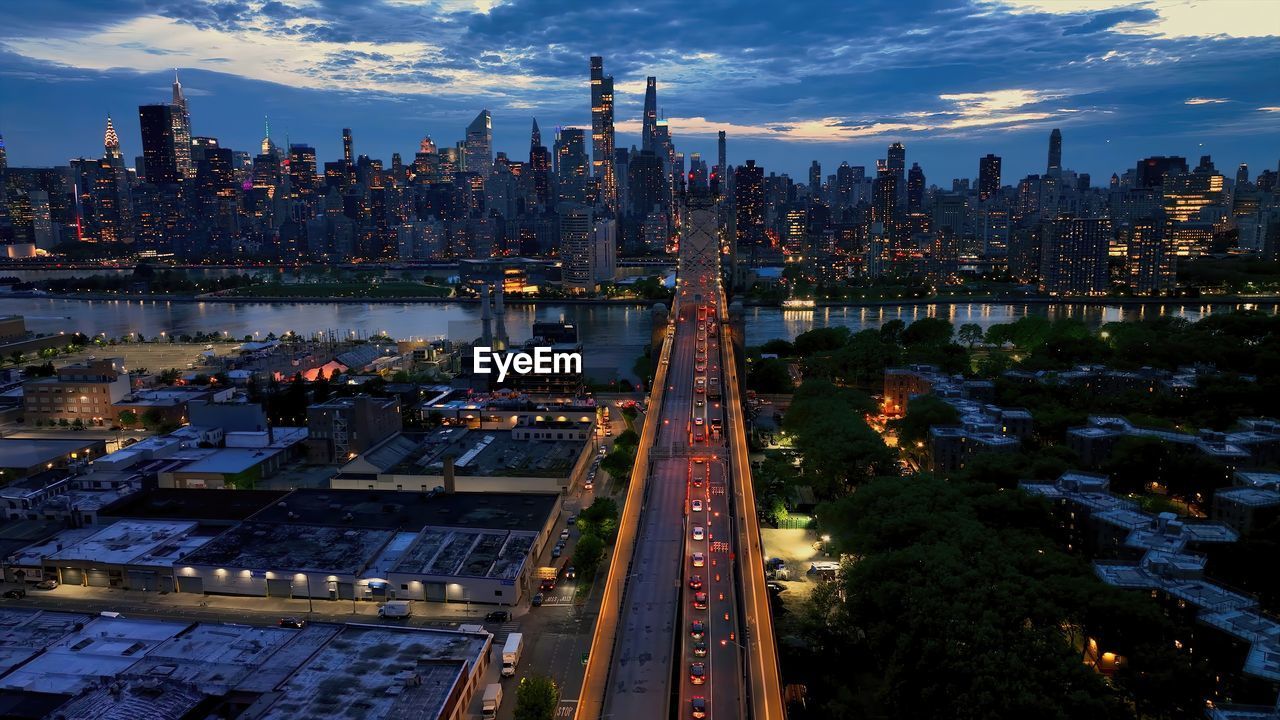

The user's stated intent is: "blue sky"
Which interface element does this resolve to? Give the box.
[1,0,1277,184]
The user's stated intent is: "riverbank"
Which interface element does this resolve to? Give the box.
[19,291,665,306]
[742,294,1280,308]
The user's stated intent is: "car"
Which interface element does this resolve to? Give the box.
[691,499,703,512]
[33,580,58,591]
[688,575,703,590]
[486,610,511,622]
[560,529,571,541]
[693,591,708,609]
[692,641,708,657]
[2,589,26,599]
[690,620,705,639]
[692,526,705,541]
[531,593,544,607]
[584,481,594,491]
[692,552,704,567]
[690,662,706,685]
[691,697,707,719]
[567,514,577,526]
[278,617,306,629]
[767,581,787,594]
[694,417,704,426]
[695,399,705,407]
[565,566,576,580]
[552,545,563,558]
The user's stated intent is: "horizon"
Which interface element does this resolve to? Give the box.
[1,0,1278,182]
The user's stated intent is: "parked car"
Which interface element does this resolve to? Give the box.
[485,610,511,622]
[2,589,26,599]
[552,545,563,558]
[560,529,571,541]
[567,514,577,526]
[278,617,306,629]
[33,580,58,591]
[531,593,544,607]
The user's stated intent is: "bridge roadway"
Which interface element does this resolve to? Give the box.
[579,194,781,720]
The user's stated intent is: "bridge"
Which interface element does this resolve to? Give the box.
[577,193,784,720]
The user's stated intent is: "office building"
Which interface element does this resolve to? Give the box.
[1126,216,1175,295]
[307,395,404,464]
[642,76,658,152]
[559,201,595,293]
[138,104,180,185]
[590,56,617,210]
[1047,128,1062,174]
[734,160,765,250]
[978,153,1001,201]
[464,109,492,176]
[22,358,131,426]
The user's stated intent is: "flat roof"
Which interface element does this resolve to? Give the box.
[0,616,185,695]
[174,447,287,475]
[0,438,105,469]
[101,488,290,522]
[1216,487,1280,508]
[250,488,559,533]
[182,521,394,574]
[353,428,586,479]
[0,608,90,679]
[47,520,202,566]
[257,624,489,720]
[388,527,536,580]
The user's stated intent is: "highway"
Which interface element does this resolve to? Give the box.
[581,191,768,720]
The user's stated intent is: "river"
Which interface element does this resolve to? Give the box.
[2,297,1276,377]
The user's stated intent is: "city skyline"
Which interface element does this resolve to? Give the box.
[1,0,1278,181]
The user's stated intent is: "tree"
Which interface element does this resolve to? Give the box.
[793,326,851,357]
[958,323,985,347]
[514,675,560,720]
[577,498,620,542]
[900,317,953,347]
[141,409,165,430]
[760,338,795,356]
[747,357,793,393]
[895,395,961,448]
[118,410,138,428]
[614,429,640,449]
[573,533,606,578]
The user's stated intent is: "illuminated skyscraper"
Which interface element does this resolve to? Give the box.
[0,132,7,175]
[1127,216,1175,295]
[590,56,617,211]
[102,115,134,242]
[734,160,765,250]
[642,77,658,153]
[978,153,1001,202]
[809,161,821,197]
[171,70,194,180]
[342,128,354,165]
[887,142,905,185]
[1047,128,1062,174]
[717,131,726,180]
[529,118,552,211]
[555,127,589,204]
[872,163,897,227]
[1039,215,1111,296]
[464,110,492,175]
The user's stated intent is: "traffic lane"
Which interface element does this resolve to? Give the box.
[601,457,687,720]
[707,459,743,715]
[679,460,716,720]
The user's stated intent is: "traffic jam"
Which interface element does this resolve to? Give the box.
[683,292,731,719]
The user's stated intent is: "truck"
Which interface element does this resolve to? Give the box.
[377,600,412,618]
[537,566,558,592]
[482,683,503,719]
[501,633,524,677]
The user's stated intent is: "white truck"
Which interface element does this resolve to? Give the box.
[482,682,502,719]
[377,600,412,619]
[501,632,524,677]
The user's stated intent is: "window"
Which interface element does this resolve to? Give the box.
[401,584,409,590]
[494,590,503,596]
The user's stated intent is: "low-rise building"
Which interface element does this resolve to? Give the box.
[22,358,130,426]
[0,437,107,480]
[306,395,403,464]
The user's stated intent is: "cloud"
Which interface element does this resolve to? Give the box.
[1184,97,1229,105]
[1259,107,1280,113]
[988,0,1280,38]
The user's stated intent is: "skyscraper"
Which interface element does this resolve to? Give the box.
[978,154,1002,202]
[342,128,354,165]
[734,160,765,250]
[1127,216,1174,295]
[1039,215,1111,296]
[171,70,194,180]
[887,142,905,185]
[907,162,925,214]
[464,110,492,175]
[102,115,133,242]
[872,164,897,227]
[717,131,726,189]
[1047,129,1062,174]
[529,119,552,211]
[559,202,595,293]
[590,56,617,211]
[138,104,180,184]
[642,77,658,153]
[555,127,589,204]
[0,132,7,175]
[808,161,821,197]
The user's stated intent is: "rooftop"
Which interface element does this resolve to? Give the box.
[47,520,207,566]
[182,521,394,574]
[388,527,536,580]
[0,438,104,469]
[250,488,559,534]
[350,427,586,479]
[257,623,490,720]
[101,488,289,522]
